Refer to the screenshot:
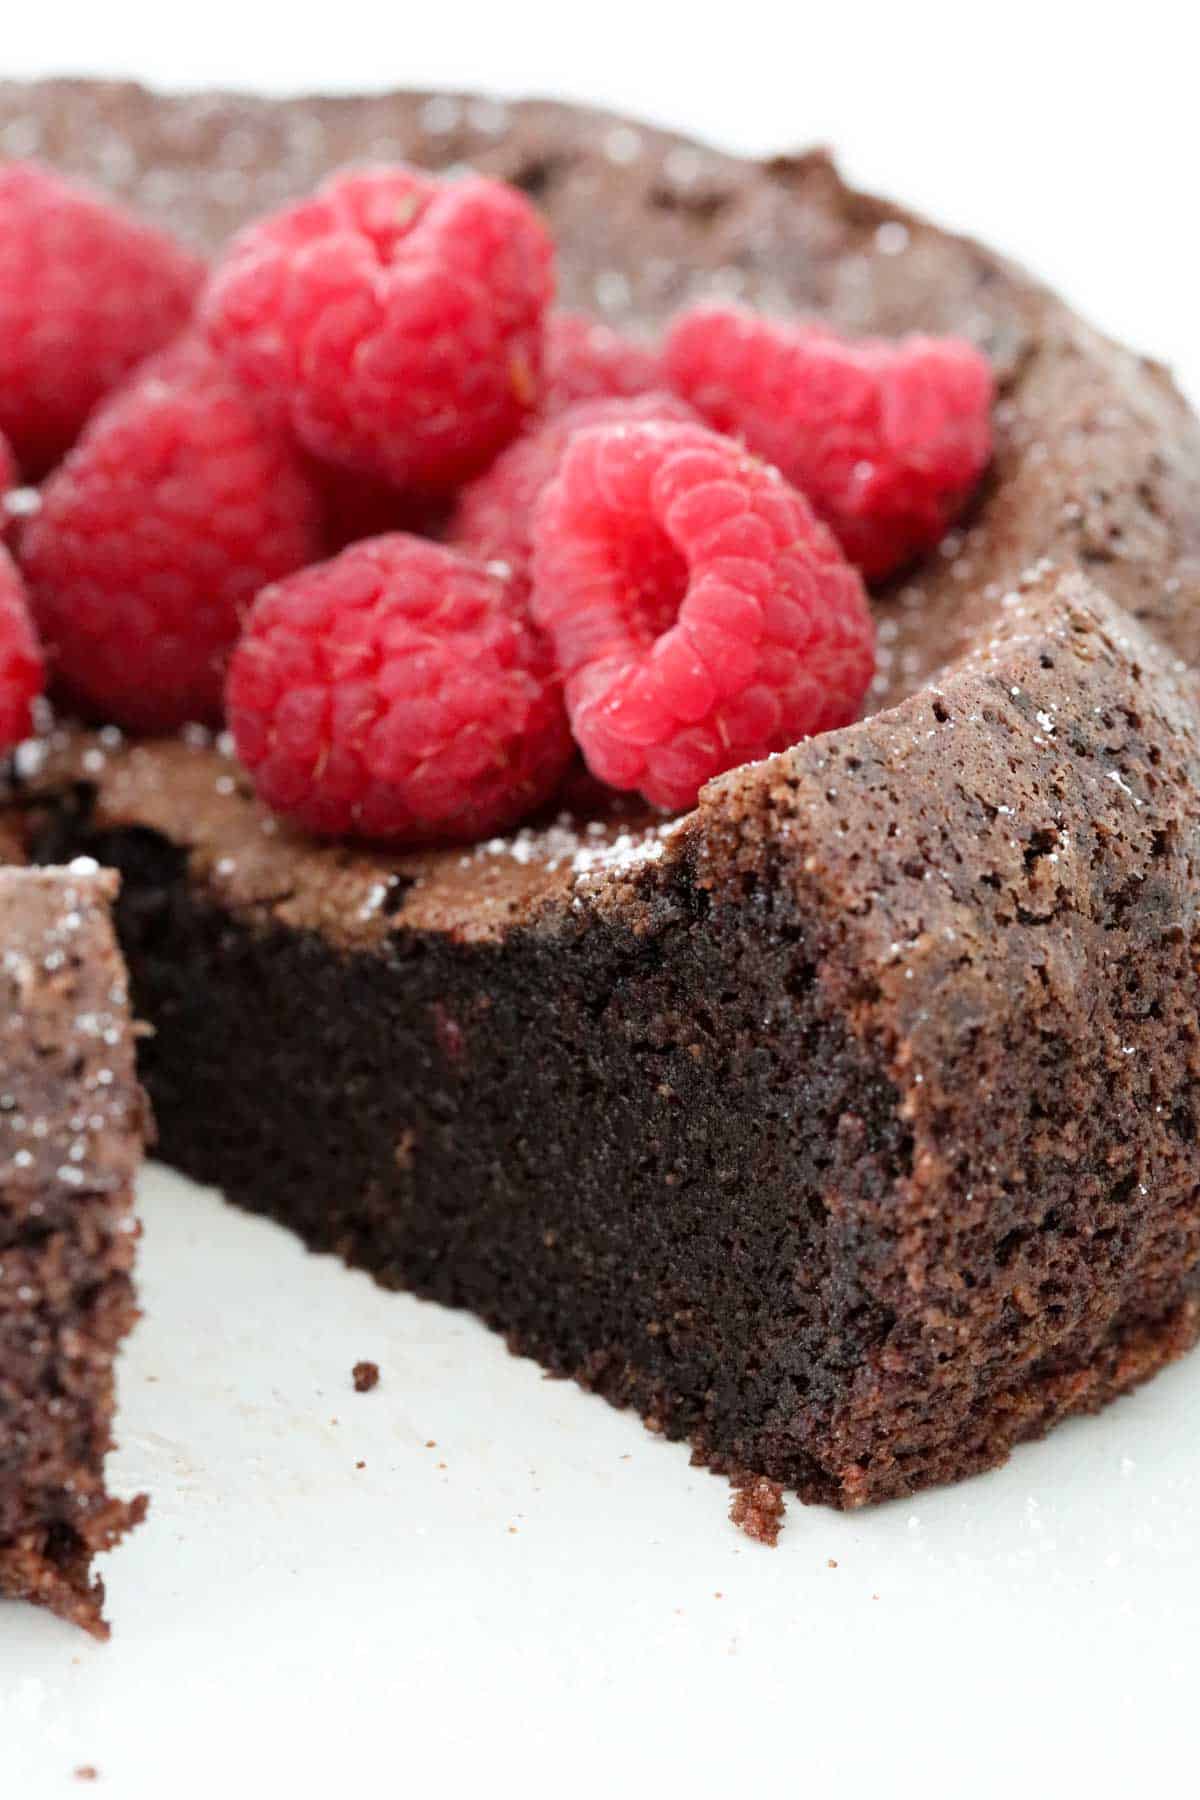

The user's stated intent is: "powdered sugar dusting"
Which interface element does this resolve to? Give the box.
[0,865,137,1193]
[470,813,685,884]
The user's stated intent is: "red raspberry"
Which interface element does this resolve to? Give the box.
[529,420,875,811]
[21,339,324,734]
[664,305,994,580]
[0,547,44,749]
[226,535,574,843]
[449,391,698,591]
[541,310,664,415]
[0,162,204,477]
[202,164,555,493]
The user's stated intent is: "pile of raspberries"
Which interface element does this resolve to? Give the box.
[0,158,993,839]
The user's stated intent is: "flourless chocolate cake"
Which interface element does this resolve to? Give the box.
[0,862,145,1633]
[3,79,1200,1514]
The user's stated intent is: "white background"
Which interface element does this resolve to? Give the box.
[4,5,1200,1796]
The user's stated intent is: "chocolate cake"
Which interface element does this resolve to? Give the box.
[4,79,1200,1512]
[0,862,145,1634]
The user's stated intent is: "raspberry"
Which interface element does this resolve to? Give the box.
[541,310,664,415]
[664,305,994,580]
[0,547,44,749]
[529,420,875,811]
[226,535,574,843]
[22,339,325,733]
[0,162,204,477]
[449,391,698,591]
[202,164,555,493]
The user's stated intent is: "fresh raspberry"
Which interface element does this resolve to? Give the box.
[0,162,204,477]
[21,339,324,733]
[541,310,664,415]
[449,391,698,591]
[0,547,44,749]
[202,164,555,493]
[529,420,875,811]
[226,535,574,843]
[664,305,994,580]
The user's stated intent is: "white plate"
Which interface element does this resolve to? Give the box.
[3,1162,1196,1797]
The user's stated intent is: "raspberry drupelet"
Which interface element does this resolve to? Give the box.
[202,164,556,493]
[21,339,325,733]
[0,161,204,477]
[529,419,875,811]
[226,535,574,844]
[664,304,994,581]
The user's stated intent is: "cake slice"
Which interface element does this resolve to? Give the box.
[0,863,146,1634]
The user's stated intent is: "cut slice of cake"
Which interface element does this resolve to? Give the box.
[0,863,146,1635]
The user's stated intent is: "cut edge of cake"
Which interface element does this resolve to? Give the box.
[0,862,148,1636]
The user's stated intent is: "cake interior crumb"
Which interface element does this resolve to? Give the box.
[728,1475,787,1546]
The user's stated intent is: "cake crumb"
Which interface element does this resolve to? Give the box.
[74,1769,98,1783]
[729,1474,786,1546]
[827,1558,838,1569]
[352,1360,380,1393]
[355,1460,366,1470]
